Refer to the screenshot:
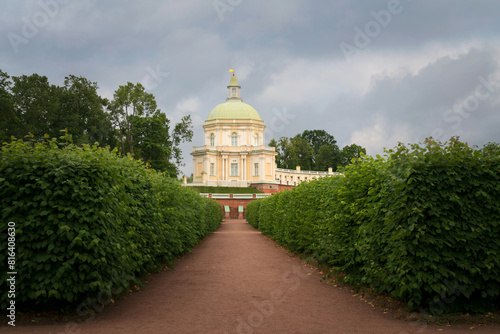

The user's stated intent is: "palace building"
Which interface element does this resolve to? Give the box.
[189,71,340,190]
[190,72,277,187]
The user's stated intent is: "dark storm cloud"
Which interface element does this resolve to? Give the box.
[1,0,499,174]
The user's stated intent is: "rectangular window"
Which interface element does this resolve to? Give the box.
[230,163,238,176]
[210,163,215,176]
[254,163,259,176]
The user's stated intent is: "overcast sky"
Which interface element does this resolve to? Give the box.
[2,0,499,175]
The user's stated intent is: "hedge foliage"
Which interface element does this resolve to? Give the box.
[247,138,500,314]
[0,135,222,311]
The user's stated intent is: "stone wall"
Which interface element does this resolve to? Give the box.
[202,193,271,219]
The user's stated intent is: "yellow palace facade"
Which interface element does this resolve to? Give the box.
[190,73,278,187]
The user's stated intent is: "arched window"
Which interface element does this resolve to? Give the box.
[231,132,238,146]
[254,133,259,146]
[210,133,215,147]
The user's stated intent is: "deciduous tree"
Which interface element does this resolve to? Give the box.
[300,129,339,170]
[169,115,194,168]
[340,143,366,166]
[316,144,341,171]
[0,70,17,143]
[269,129,365,171]
[110,82,158,155]
[132,110,172,173]
[11,73,62,139]
[59,75,114,146]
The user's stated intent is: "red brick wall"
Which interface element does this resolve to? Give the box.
[214,198,255,219]
[276,184,294,192]
[208,184,295,219]
[250,183,295,193]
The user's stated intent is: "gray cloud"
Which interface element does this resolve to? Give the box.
[1,0,499,175]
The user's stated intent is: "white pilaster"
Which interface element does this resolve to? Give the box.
[260,156,265,181]
[241,155,246,181]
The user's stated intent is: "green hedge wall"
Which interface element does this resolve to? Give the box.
[0,137,222,311]
[246,138,500,313]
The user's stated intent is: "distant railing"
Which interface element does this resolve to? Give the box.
[211,194,231,199]
[232,194,256,199]
[199,193,272,199]
[275,168,341,175]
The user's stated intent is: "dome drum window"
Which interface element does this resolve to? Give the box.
[231,132,238,146]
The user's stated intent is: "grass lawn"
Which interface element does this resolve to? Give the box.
[188,186,263,194]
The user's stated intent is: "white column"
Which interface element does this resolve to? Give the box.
[260,156,265,181]
[241,155,246,181]
[224,156,227,180]
[216,154,219,185]
[203,157,209,175]
[222,156,225,181]
[271,156,275,181]
[223,155,228,181]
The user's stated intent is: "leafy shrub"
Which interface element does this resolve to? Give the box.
[247,138,500,313]
[0,135,222,311]
[245,200,260,229]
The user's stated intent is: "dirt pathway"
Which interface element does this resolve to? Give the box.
[6,219,500,333]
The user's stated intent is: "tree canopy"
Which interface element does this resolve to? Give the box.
[269,129,366,171]
[0,70,193,177]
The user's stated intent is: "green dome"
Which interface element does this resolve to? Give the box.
[207,100,261,121]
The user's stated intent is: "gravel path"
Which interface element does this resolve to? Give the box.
[6,219,500,333]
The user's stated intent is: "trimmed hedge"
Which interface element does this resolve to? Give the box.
[247,138,500,313]
[0,136,222,311]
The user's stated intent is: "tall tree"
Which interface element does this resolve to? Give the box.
[132,113,193,177]
[316,144,341,171]
[274,137,291,168]
[340,143,366,166]
[268,138,281,167]
[11,73,62,139]
[132,110,173,173]
[169,115,194,168]
[110,82,157,155]
[288,135,313,170]
[0,70,17,143]
[59,75,114,146]
[271,135,313,170]
[270,130,365,171]
[111,82,194,176]
[300,129,339,170]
